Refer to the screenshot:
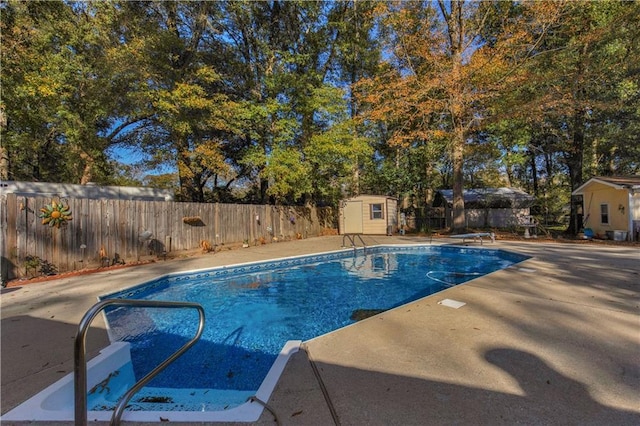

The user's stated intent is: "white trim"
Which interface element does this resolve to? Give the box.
[370,202,384,220]
[627,191,635,236]
[573,177,640,195]
[600,203,610,225]
[1,341,301,423]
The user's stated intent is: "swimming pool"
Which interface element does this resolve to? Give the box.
[2,244,528,422]
[99,246,526,408]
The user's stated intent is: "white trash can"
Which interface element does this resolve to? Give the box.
[613,230,628,241]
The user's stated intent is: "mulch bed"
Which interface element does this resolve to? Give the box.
[3,259,159,288]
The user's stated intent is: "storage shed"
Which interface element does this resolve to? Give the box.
[572,176,640,241]
[434,187,535,228]
[339,195,398,235]
[0,181,173,201]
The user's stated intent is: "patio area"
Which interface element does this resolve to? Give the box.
[1,236,638,425]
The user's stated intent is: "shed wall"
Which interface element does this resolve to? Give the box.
[464,208,531,228]
[339,196,397,235]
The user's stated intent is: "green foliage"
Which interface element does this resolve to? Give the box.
[535,180,571,226]
[2,0,638,213]
[23,255,57,278]
[264,147,311,203]
[1,0,154,183]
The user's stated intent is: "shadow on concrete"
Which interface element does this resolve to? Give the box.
[1,315,109,414]
[300,347,640,426]
[487,244,639,312]
[465,292,640,393]
[1,312,278,419]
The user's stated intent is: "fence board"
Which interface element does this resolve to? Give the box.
[75,198,87,268]
[26,197,39,265]
[0,194,336,282]
[16,197,27,277]
[1,195,17,280]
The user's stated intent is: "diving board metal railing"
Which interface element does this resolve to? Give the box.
[74,299,205,426]
[342,233,367,252]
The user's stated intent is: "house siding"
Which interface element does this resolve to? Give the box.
[631,192,640,219]
[630,192,640,241]
[581,182,630,238]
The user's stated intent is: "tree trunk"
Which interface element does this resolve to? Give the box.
[444,0,466,233]
[451,128,466,232]
[504,152,513,187]
[589,137,599,176]
[260,177,269,204]
[352,160,360,196]
[79,151,94,185]
[0,145,8,181]
[566,106,585,234]
[424,161,434,205]
[530,149,538,196]
[0,108,6,180]
[545,152,553,180]
[176,139,204,202]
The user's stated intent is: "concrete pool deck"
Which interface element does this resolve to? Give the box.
[1,236,638,425]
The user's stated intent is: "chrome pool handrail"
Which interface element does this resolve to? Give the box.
[342,233,367,252]
[74,299,205,426]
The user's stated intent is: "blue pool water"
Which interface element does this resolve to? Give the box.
[98,245,527,411]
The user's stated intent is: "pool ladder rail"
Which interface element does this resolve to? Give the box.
[74,299,206,426]
[342,233,367,253]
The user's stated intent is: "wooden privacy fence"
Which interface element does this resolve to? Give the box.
[0,194,336,282]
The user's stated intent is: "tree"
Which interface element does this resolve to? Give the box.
[1,1,78,181]
[111,1,242,201]
[1,1,152,183]
[514,0,640,232]
[7,0,635,220]
[358,0,562,232]
[219,1,375,205]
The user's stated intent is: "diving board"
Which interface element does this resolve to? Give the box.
[450,232,495,245]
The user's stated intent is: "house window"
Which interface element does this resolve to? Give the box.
[600,204,609,224]
[370,203,384,220]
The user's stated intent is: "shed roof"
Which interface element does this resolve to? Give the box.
[436,187,535,208]
[342,194,397,202]
[0,181,174,201]
[572,176,640,195]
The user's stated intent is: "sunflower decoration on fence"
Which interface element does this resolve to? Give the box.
[39,199,72,228]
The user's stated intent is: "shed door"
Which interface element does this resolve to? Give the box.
[343,201,363,234]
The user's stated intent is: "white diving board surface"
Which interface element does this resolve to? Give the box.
[450,232,495,245]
